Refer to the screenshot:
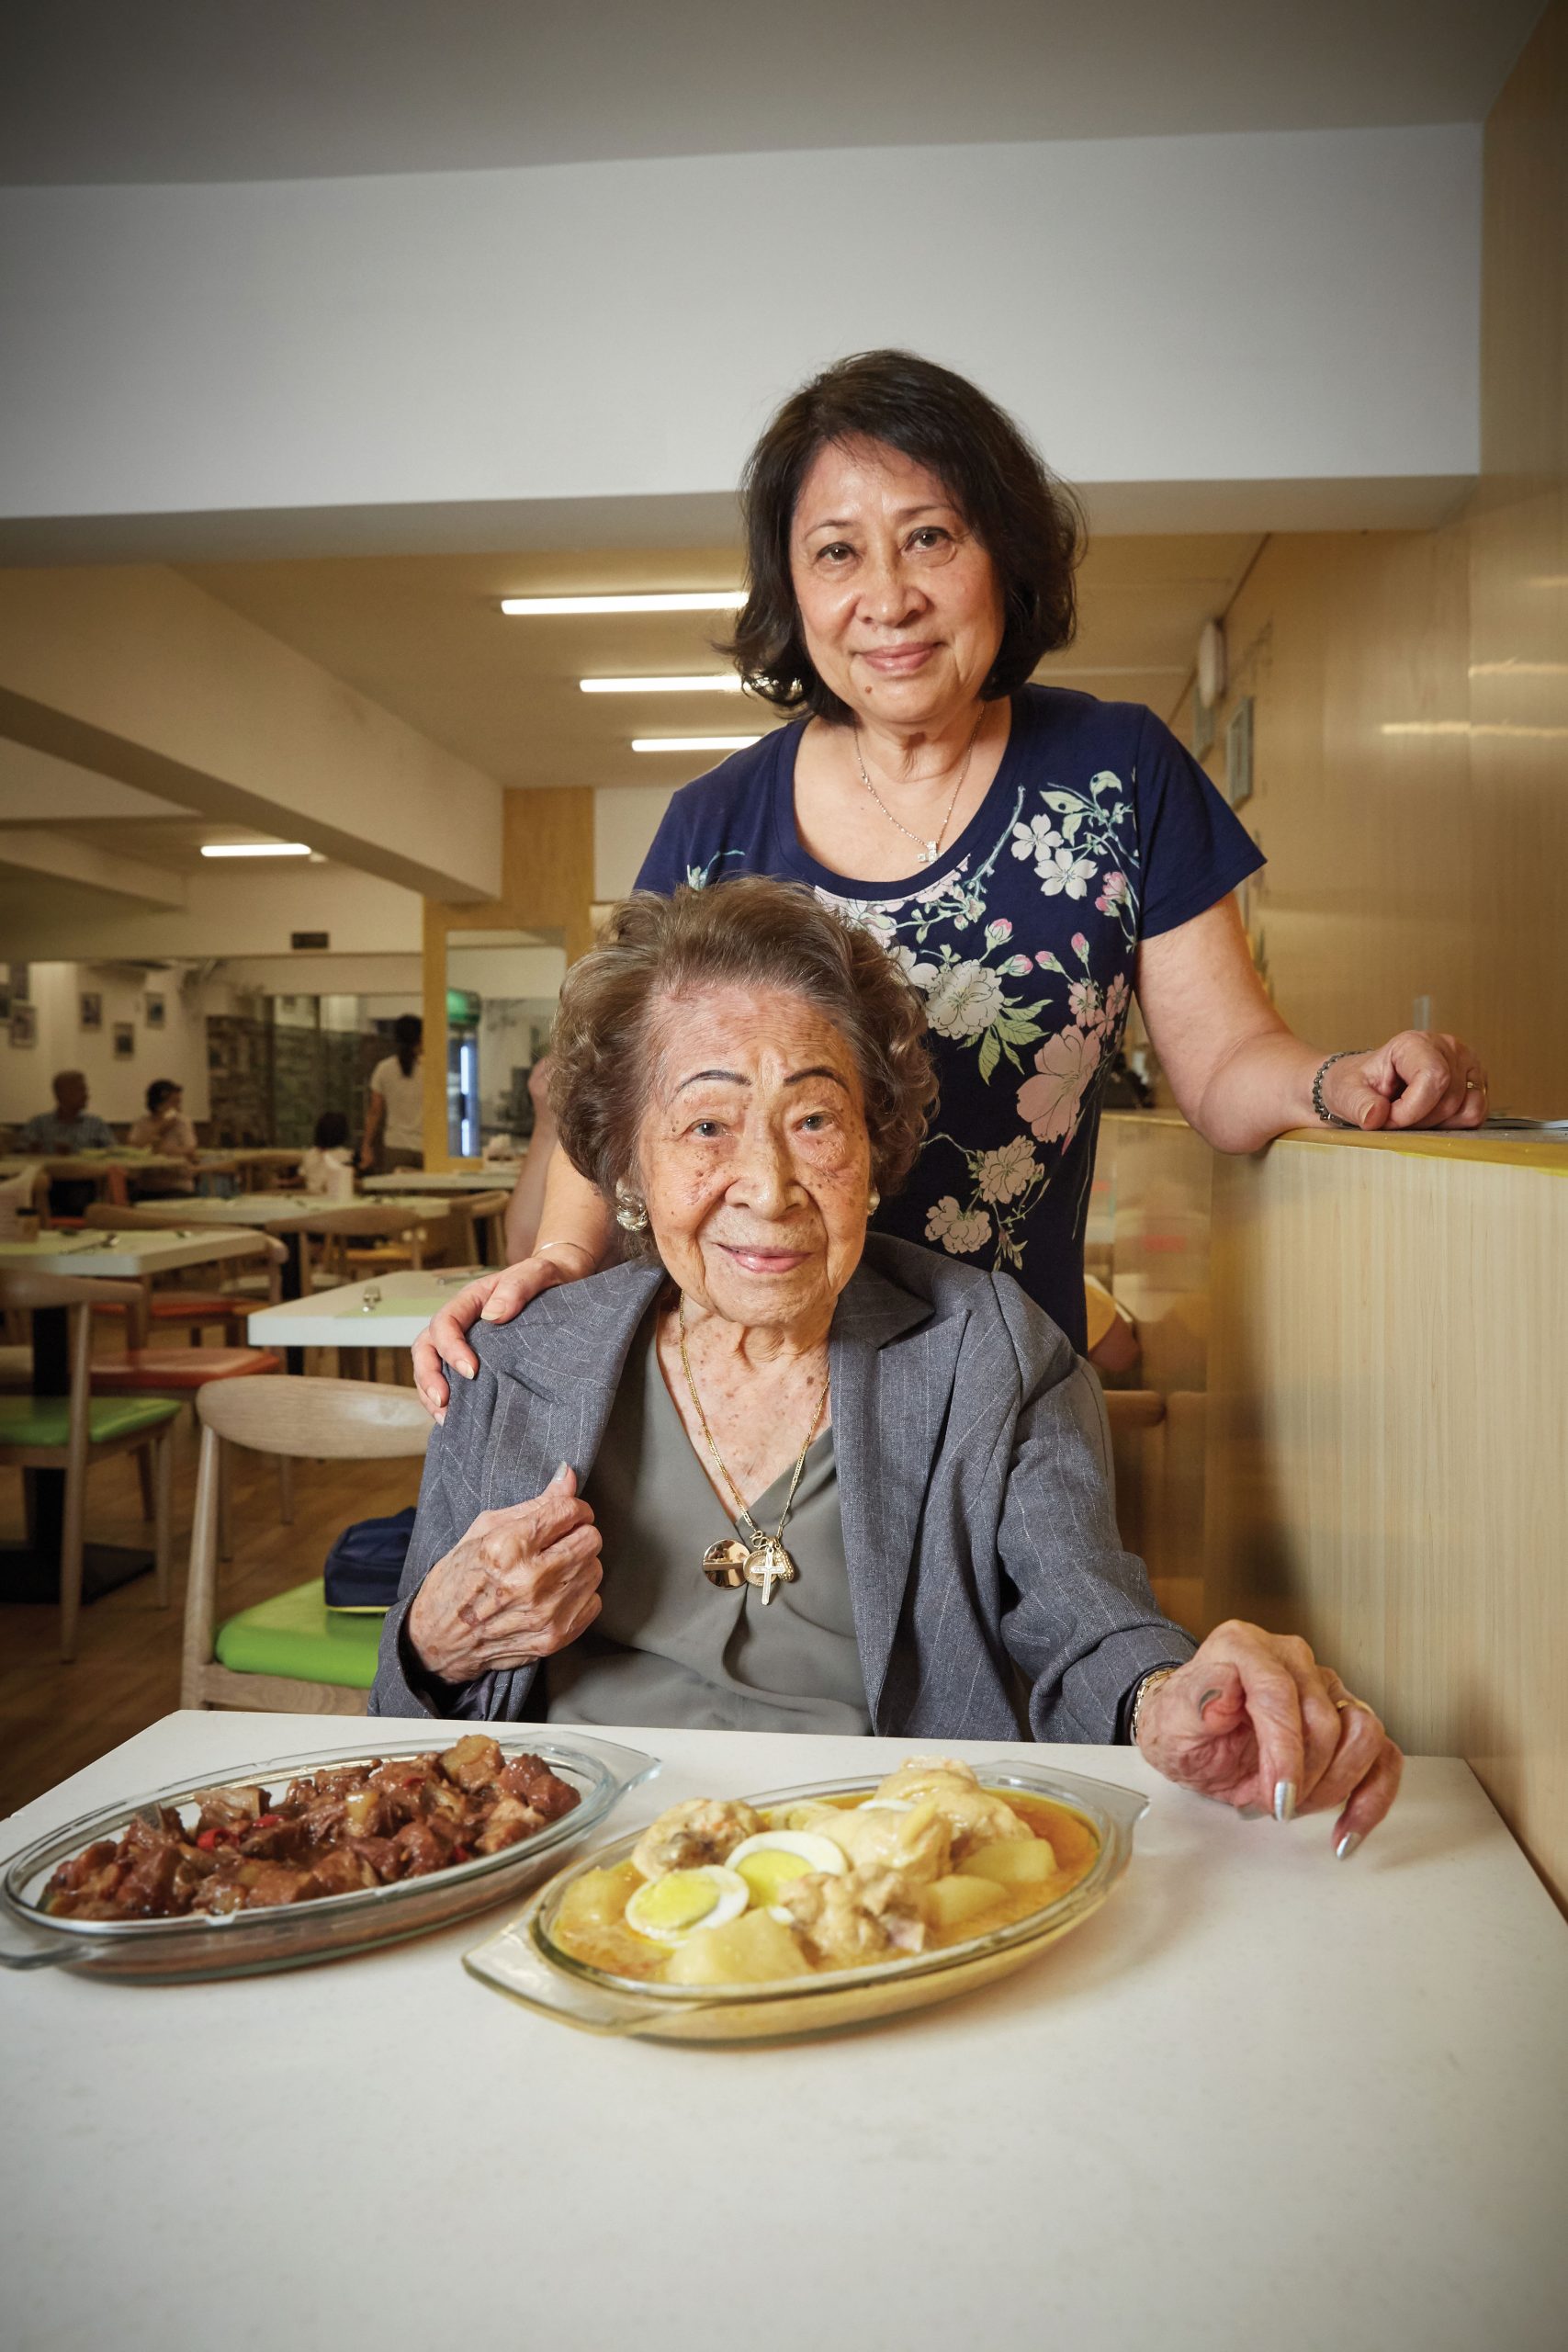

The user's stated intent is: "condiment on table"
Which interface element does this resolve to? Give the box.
[2,1714,1563,2352]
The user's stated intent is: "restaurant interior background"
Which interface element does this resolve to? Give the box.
[0,5,1563,1895]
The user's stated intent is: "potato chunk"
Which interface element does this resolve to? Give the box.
[662,1907,812,1987]
[554,1863,637,1939]
[923,1873,1007,1932]
[956,1836,1059,1887]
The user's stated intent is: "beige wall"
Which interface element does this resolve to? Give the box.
[1171,5,1566,1118]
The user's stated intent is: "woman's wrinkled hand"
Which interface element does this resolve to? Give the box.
[1135,1621,1403,1856]
[412,1247,592,1420]
[405,1464,603,1684]
[1318,1031,1487,1131]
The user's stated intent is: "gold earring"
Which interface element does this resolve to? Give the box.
[614,1182,649,1232]
[867,1188,881,1216]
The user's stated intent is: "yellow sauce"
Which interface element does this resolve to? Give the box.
[549,1790,1100,1984]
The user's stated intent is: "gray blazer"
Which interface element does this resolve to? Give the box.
[370,1236,1195,1740]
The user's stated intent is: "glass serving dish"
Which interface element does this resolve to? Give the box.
[0,1733,658,1984]
[464,1758,1148,2045]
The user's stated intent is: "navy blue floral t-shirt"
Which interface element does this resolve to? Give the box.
[635,686,1263,1351]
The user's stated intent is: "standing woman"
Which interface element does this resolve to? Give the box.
[415,350,1486,1407]
[360,1013,425,1174]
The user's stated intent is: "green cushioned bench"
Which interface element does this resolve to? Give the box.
[0,1395,180,1447]
[214,1578,385,1690]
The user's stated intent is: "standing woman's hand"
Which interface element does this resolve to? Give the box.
[1134,1621,1403,1856]
[1316,1032,1489,1131]
[412,1242,596,1420]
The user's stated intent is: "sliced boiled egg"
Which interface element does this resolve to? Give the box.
[726,1829,848,1908]
[856,1798,915,1814]
[624,1864,749,1944]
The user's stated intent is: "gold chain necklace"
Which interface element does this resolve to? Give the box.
[677,1295,830,1606]
[852,707,984,867]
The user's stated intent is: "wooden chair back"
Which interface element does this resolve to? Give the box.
[299,1203,428,1283]
[186,1376,431,1714]
[445,1190,511,1267]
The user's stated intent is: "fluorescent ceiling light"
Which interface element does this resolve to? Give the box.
[581,674,743,695]
[200,841,312,858]
[631,735,761,754]
[501,590,743,616]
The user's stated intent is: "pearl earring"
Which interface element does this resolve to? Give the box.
[614,1182,649,1232]
[867,1188,881,1216]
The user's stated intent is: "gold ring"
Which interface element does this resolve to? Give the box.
[1335,1695,1371,1715]
[1465,1078,1483,1091]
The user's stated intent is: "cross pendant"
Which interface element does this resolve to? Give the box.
[919,842,936,865]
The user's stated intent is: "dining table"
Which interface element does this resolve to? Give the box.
[362,1166,523,1194]
[0,1227,279,1606]
[246,1262,486,1357]
[2,1713,1563,2352]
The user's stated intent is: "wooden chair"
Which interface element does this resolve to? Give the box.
[183,1375,432,1713]
[0,1270,178,1661]
[82,1203,285,1343]
[444,1189,511,1269]
[300,1203,430,1286]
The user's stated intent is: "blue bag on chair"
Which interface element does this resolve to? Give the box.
[322,1507,417,1611]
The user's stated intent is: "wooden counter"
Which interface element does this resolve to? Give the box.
[1098,1113,1568,1907]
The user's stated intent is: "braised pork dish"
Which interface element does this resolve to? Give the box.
[548,1758,1100,1987]
[41,1737,579,1922]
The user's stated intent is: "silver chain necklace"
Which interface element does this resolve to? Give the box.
[852,708,985,867]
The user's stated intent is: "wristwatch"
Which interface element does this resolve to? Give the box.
[1130,1666,1181,1748]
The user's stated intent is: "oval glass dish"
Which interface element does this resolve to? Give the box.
[464,1758,1149,2044]
[0,1733,658,1984]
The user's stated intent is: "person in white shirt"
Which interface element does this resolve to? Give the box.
[128,1079,199,1196]
[360,1014,424,1172]
[303,1110,357,1197]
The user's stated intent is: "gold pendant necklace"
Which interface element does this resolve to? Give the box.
[677,1295,829,1606]
[852,707,984,866]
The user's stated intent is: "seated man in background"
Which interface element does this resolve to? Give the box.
[129,1079,199,1195]
[19,1069,117,1219]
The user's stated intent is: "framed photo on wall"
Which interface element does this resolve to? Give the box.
[80,990,103,1031]
[9,1003,38,1049]
[112,1023,135,1060]
[144,994,165,1030]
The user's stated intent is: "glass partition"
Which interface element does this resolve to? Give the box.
[445,928,567,1158]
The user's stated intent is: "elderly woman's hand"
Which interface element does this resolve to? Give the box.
[405,1464,603,1683]
[1317,1030,1488,1131]
[412,1246,594,1421]
[1135,1621,1403,1854]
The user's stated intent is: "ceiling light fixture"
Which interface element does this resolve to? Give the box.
[200,842,312,858]
[581,674,744,695]
[631,735,761,754]
[501,590,744,616]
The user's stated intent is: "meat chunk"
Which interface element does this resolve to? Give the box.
[236,1861,322,1908]
[473,1796,545,1855]
[775,1865,929,1968]
[440,1735,504,1793]
[871,1759,1032,1861]
[498,1756,580,1820]
[807,1798,951,1884]
[631,1799,764,1881]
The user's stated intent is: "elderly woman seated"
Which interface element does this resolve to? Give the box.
[375,877,1399,1855]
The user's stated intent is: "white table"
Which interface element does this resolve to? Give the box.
[364,1168,522,1194]
[3,1715,1564,2352]
[247,1265,485,1351]
[0,1227,270,1282]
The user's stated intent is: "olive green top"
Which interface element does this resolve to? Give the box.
[546,1310,870,1734]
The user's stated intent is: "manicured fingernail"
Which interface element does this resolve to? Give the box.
[1336,1831,1362,1860]
[434,1409,446,1427]
[1273,1780,1297,1824]
[1238,1804,1266,1820]
[458,1361,475,1378]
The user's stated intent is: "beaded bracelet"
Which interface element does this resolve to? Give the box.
[1311,1048,1370,1129]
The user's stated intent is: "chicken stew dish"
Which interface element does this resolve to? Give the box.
[41,1736,580,1921]
[548,1758,1100,1986]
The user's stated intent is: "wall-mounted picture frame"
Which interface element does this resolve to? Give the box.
[80,990,103,1031]
[1224,695,1255,810]
[112,1023,136,1060]
[0,973,10,1023]
[9,1002,38,1049]
[144,993,165,1031]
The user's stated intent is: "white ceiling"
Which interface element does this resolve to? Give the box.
[0,0,1542,185]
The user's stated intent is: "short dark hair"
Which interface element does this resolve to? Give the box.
[314,1110,350,1151]
[392,1013,423,1078]
[146,1079,180,1114]
[724,348,1085,722]
[549,876,936,1257]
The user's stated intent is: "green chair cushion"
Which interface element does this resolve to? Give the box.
[214,1577,384,1690]
[0,1395,181,1447]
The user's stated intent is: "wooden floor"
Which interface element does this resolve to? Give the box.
[1,1385,423,1820]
